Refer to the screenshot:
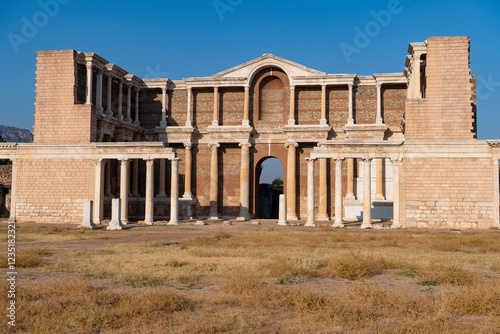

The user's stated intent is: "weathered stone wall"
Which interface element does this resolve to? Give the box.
[34,50,96,143]
[402,157,493,229]
[405,37,475,140]
[0,165,12,185]
[15,158,93,223]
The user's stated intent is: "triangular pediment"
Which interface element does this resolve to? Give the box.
[212,54,326,80]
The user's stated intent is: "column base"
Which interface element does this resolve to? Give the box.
[167,220,179,225]
[182,193,193,199]
[159,120,167,128]
[361,223,373,229]
[317,214,330,221]
[345,193,356,200]
[133,120,141,126]
[319,118,328,125]
[236,216,249,221]
[107,220,124,230]
[185,120,192,127]
[375,194,385,201]
[209,215,219,220]
[105,110,113,117]
[331,222,345,228]
[125,118,132,123]
[121,219,129,225]
[80,222,97,229]
[242,119,250,126]
[287,119,296,126]
[8,218,15,223]
[277,221,288,226]
[212,120,219,126]
[304,222,317,227]
[156,192,167,199]
[144,220,154,226]
[287,214,298,221]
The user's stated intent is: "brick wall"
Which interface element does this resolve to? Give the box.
[15,158,93,223]
[403,157,493,229]
[405,37,475,140]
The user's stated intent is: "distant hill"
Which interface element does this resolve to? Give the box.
[0,125,33,143]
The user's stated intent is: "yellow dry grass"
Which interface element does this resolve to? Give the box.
[2,226,500,333]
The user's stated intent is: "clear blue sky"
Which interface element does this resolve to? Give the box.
[1,0,499,141]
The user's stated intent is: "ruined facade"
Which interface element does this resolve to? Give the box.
[1,36,499,229]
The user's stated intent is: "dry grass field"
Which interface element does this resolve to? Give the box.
[1,221,500,333]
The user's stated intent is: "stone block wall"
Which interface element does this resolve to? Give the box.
[15,158,93,223]
[405,37,475,140]
[0,165,12,185]
[34,50,96,143]
[402,157,493,229]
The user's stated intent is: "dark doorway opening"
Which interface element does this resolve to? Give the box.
[256,157,283,219]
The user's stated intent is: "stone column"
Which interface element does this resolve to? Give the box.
[107,198,124,230]
[361,158,372,228]
[375,158,385,200]
[125,83,132,123]
[160,86,167,127]
[318,158,329,221]
[305,158,316,227]
[376,83,383,125]
[134,88,141,126]
[278,194,287,226]
[346,158,355,200]
[186,87,192,127]
[85,63,93,105]
[238,142,251,220]
[391,158,402,228]
[93,159,104,225]
[8,158,17,223]
[168,158,181,225]
[347,83,354,125]
[120,159,129,224]
[158,159,166,198]
[333,159,344,227]
[209,143,220,219]
[96,70,103,113]
[493,159,500,229]
[286,141,298,220]
[212,86,219,126]
[105,73,113,116]
[320,84,327,125]
[80,200,96,229]
[288,85,296,125]
[117,81,124,121]
[144,159,154,225]
[105,160,111,196]
[183,143,193,199]
[132,159,139,197]
[413,54,422,98]
[243,85,250,126]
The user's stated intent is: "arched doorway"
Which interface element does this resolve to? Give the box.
[255,157,284,219]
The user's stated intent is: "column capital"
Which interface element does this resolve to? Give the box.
[170,157,182,163]
[86,62,93,70]
[305,157,316,162]
[144,159,155,166]
[334,158,344,162]
[208,142,220,148]
[322,84,327,89]
[363,157,373,163]
[125,81,133,88]
[93,158,103,166]
[289,85,295,90]
[183,142,192,150]
[119,158,129,163]
[390,157,403,165]
[244,85,250,91]
[239,142,252,149]
[284,141,298,148]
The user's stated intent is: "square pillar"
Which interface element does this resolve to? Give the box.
[144,159,155,225]
[80,200,96,229]
[167,158,181,225]
[332,159,344,228]
[108,198,124,230]
[305,158,316,227]
[361,158,372,228]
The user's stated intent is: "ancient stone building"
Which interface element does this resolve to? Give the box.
[1,36,499,229]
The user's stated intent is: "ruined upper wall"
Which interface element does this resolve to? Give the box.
[404,37,476,140]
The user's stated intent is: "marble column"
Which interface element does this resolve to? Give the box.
[361,158,372,228]
[317,158,329,221]
[85,63,93,105]
[278,194,287,226]
[286,141,298,220]
[305,158,316,227]
[117,81,124,121]
[238,142,251,220]
[132,159,139,197]
[96,70,103,113]
[183,143,193,199]
[186,87,192,127]
[158,159,167,198]
[8,158,17,223]
[105,160,111,196]
[105,73,113,116]
[93,159,104,225]
[168,158,181,225]
[320,84,327,125]
[413,54,422,98]
[134,88,141,126]
[333,158,344,228]
[125,83,132,123]
[375,158,385,200]
[212,86,219,126]
[209,143,220,219]
[288,85,296,125]
[392,158,402,228]
[347,83,354,125]
[160,86,167,127]
[243,85,250,126]
[144,159,154,225]
[346,158,356,200]
[120,159,129,224]
[376,83,383,125]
